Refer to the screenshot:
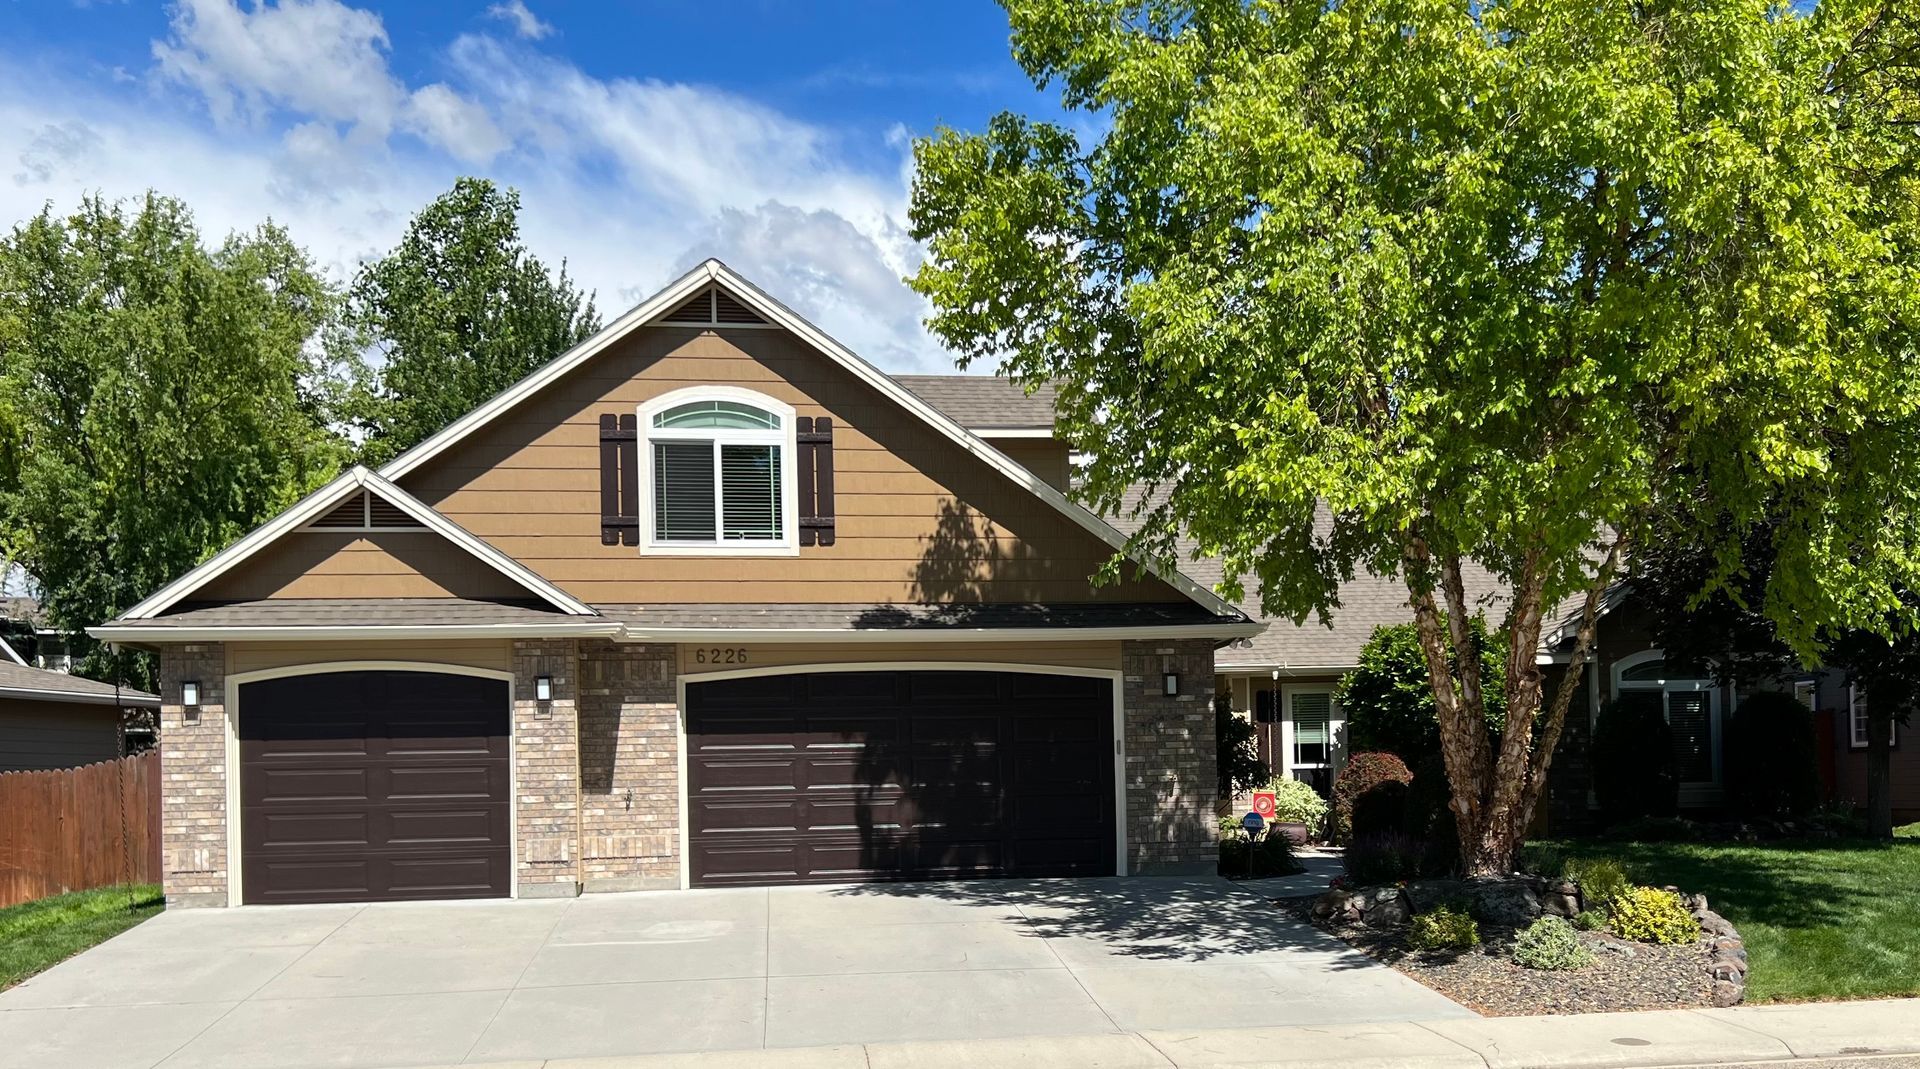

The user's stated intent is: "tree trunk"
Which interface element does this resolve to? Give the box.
[1868,706,1894,840]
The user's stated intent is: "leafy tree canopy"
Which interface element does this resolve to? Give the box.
[0,193,349,684]
[347,178,600,465]
[910,0,1920,873]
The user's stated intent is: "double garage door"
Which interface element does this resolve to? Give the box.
[687,669,1118,887]
[236,667,1116,902]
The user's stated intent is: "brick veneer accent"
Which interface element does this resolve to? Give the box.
[158,643,229,907]
[514,637,582,897]
[578,641,680,891]
[1122,638,1218,873]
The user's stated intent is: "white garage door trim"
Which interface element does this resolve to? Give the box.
[224,661,518,907]
[674,660,1127,890]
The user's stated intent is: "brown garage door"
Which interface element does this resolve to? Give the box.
[238,671,510,905]
[687,670,1115,887]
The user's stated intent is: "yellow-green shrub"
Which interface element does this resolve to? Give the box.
[1608,886,1701,945]
[1408,904,1480,951]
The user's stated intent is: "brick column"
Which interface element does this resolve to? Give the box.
[578,641,681,891]
[514,638,582,897]
[158,643,228,907]
[1122,639,1218,874]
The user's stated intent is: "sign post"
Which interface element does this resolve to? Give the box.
[1240,811,1265,880]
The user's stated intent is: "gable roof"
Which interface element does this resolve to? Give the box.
[894,375,1058,433]
[0,661,157,707]
[116,466,596,621]
[376,259,1242,620]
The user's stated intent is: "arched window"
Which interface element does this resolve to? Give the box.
[639,387,798,554]
[1611,649,1721,789]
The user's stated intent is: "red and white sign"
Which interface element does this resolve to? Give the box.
[1250,790,1277,820]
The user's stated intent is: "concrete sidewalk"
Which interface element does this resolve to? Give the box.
[437,999,1920,1069]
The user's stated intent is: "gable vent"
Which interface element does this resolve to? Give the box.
[659,287,768,327]
[302,491,426,531]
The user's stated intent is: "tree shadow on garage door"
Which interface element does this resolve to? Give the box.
[822,876,1380,968]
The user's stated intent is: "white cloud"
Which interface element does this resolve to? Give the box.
[486,0,553,41]
[3,0,951,372]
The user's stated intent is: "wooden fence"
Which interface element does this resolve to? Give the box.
[0,752,162,908]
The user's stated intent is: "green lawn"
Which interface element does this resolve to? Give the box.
[1547,839,1920,1003]
[0,885,163,989]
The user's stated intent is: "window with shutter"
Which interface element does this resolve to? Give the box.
[637,387,798,555]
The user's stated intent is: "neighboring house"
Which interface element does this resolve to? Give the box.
[0,597,77,672]
[92,260,1259,908]
[0,644,159,773]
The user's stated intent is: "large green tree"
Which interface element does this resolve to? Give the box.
[0,193,348,684]
[909,0,1920,874]
[347,178,601,465]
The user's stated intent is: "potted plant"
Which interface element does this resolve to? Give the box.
[1268,777,1331,845]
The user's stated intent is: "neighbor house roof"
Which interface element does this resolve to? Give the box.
[1109,486,1506,673]
[0,661,158,707]
[893,375,1058,433]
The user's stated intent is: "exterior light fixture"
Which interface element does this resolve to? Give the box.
[1162,672,1180,697]
[181,680,200,706]
[535,675,553,702]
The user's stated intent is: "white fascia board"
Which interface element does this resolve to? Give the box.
[375,258,1243,622]
[0,636,25,666]
[0,684,159,707]
[356,470,596,616]
[615,622,1266,644]
[1215,662,1361,675]
[119,468,368,620]
[89,622,623,644]
[119,467,597,621]
[973,428,1056,439]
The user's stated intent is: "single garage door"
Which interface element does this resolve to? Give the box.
[238,670,511,905]
[687,669,1115,886]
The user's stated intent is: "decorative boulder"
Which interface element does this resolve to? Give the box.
[1461,879,1542,927]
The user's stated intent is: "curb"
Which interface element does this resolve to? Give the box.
[421,1000,1920,1069]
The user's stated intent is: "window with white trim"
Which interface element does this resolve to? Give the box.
[1612,651,1721,786]
[1849,685,1897,750]
[639,389,797,554]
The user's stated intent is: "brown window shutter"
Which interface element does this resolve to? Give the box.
[799,416,836,547]
[600,414,639,545]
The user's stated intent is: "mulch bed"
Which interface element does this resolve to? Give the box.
[1275,897,1715,1016]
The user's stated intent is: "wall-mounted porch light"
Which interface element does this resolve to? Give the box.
[1162,672,1180,697]
[535,675,553,702]
[181,680,200,706]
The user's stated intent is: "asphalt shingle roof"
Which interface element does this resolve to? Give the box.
[894,375,1058,430]
[112,598,568,628]
[0,661,156,705]
[598,601,1239,631]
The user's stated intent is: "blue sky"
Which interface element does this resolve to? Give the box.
[0,1,1061,371]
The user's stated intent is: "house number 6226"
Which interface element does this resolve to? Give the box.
[695,648,748,665]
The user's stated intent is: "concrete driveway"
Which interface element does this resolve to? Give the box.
[0,876,1472,1069]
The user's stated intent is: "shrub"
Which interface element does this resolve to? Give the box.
[1404,753,1461,876]
[1608,886,1702,945]
[1564,857,1630,914]
[1219,833,1301,879]
[1267,777,1331,831]
[1338,620,1509,763]
[1219,814,1248,840]
[1409,905,1480,951]
[1592,697,1679,825]
[1513,916,1596,970]
[1724,690,1822,819]
[1344,830,1426,884]
[1572,909,1607,932]
[1333,752,1414,842]
[1218,701,1271,799]
[1352,779,1411,840]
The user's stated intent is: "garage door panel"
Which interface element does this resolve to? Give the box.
[688,669,1114,887]
[240,671,509,905]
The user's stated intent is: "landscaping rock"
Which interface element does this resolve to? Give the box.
[1363,893,1411,928]
[1462,879,1542,927]
[1404,879,1468,912]
[1711,979,1744,1007]
[1542,892,1581,918]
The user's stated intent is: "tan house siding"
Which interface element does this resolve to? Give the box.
[0,699,122,773]
[399,326,1182,606]
[674,640,1120,677]
[195,532,527,602]
[226,640,514,677]
[992,438,1072,491]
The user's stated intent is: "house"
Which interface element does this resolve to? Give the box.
[91,260,1259,908]
[1,596,78,672]
[0,643,159,773]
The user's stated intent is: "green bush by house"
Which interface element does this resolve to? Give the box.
[1409,905,1480,951]
[1609,886,1701,945]
[1514,916,1596,970]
